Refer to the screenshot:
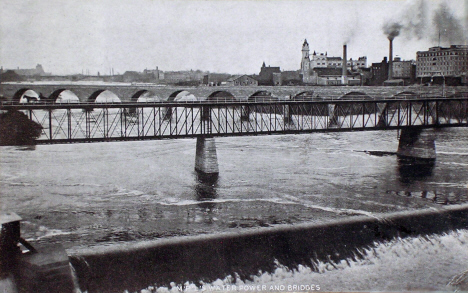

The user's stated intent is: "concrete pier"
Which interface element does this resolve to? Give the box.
[195,137,219,177]
[328,104,338,127]
[162,107,172,120]
[201,106,211,121]
[397,128,436,160]
[283,104,293,124]
[376,103,389,127]
[241,105,250,121]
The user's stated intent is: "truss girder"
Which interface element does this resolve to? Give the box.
[2,98,465,143]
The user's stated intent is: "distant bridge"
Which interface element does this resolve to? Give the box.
[0,82,459,103]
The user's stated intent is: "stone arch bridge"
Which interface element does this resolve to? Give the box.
[0,83,460,103]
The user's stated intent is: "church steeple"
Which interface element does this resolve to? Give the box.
[301,39,310,76]
[302,39,310,60]
[262,61,266,68]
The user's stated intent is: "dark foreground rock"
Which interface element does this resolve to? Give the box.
[0,111,42,146]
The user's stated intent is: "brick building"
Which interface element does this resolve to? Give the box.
[416,45,468,85]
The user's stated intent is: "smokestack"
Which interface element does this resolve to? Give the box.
[388,38,393,80]
[342,44,347,77]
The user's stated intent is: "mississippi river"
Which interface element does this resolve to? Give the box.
[1,128,468,292]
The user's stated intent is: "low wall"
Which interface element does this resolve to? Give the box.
[69,204,468,293]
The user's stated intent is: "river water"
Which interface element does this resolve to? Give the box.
[1,128,468,291]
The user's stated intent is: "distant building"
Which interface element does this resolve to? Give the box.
[369,57,389,86]
[392,57,416,85]
[226,75,258,86]
[143,67,162,80]
[416,45,468,85]
[203,73,231,86]
[163,70,205,84]
[279,70,302,85]
[2,64,51,78]
[300,39,367,84]
[258,62,281,85]
[0,70,25,82]
[309,68,361,86]
[15,64,50,76]
[123,70,158,83]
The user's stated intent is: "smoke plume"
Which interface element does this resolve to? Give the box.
[432,2,466,45]
[402,0,429,39]
[382,0,467,45]
[383,22,403,40]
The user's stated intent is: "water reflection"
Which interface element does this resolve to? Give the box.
[16,145,36,151]
[194,171,219,224]
[194,172,218,201]
[397,156,435,184]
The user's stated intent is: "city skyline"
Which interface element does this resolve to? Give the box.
[1,0,467,76]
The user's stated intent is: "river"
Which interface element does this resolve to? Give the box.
[1,127,468,292]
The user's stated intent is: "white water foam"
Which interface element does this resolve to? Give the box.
[139,229,468,293]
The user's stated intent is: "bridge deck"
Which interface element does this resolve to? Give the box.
[1,98,467,144]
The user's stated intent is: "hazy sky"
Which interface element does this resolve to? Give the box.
[1,0,467,75]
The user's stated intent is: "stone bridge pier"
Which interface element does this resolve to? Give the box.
[195,136,219,180]
[397,128,436,160]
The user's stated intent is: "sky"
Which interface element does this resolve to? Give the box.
[1,0,467,75]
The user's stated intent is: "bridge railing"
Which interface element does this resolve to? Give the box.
[1,98,467,143]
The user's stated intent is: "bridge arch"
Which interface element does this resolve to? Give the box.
[168,90,197,102]
[49,89,80,103]
[339,91,374,100]
[88,90,121,103]
[292,91,319,101]
[248,91,277,102]
[131,90,161,102]
[206,91,236,102]
[328,92,376,121]
[13,88,41,103]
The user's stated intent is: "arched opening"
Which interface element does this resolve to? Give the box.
[290,91,327,116]
[246,91,281,115]
[329,92,375,125]
[162,91,197,120]
[49,89,80,103]
[206,91,236,102]
[292,91,316,101]
[131,90,161,102]
[248,91,277,102]
[13,89,40,103]
[200,91,236,121]
[168,90,197,102]
[339,91,374,100]
[88,90,121,103]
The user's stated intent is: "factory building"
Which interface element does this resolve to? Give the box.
[300,39,367,85]
[416,45,468,85]
[258,62,281,85]
[392,57,416,85]
[226,75,258,86]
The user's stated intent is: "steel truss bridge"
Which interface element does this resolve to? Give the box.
[1,97,467,144]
